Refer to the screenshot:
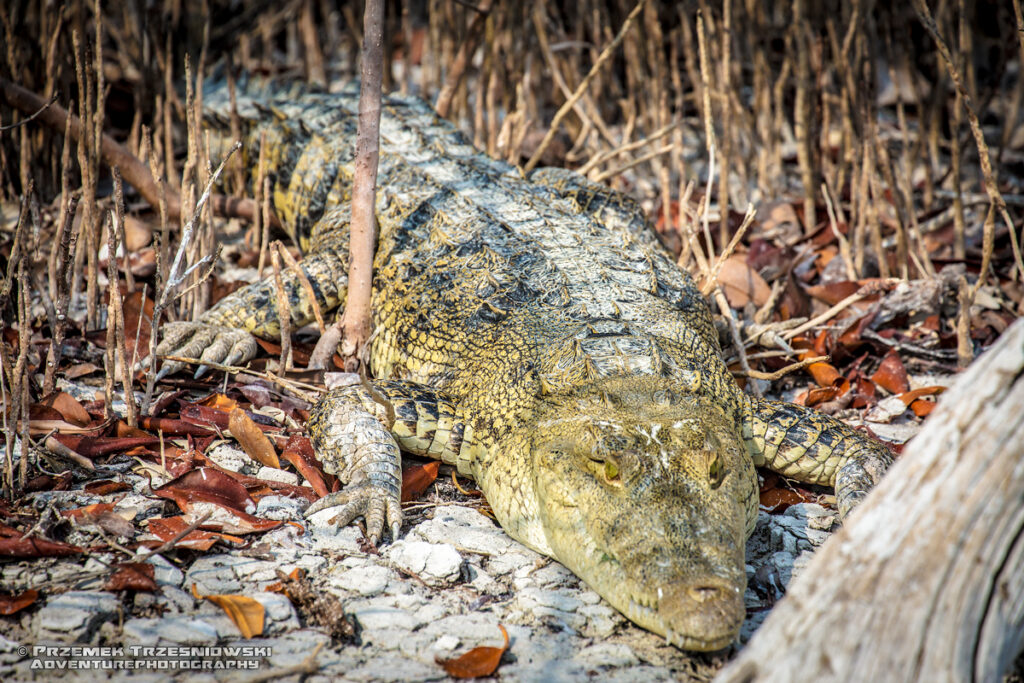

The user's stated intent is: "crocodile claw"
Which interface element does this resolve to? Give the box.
[140,321,258,380]
[304,481,403,545]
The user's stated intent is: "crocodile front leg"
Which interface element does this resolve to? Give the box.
[741,397,894,518]
[305,380,480,542]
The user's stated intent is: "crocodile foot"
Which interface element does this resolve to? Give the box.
[304,387,403,544]
[142,321,258,380]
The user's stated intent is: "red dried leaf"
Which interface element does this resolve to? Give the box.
[200,393,240,412]
[759,487,816,514]
[898,385,946,405]
[436,624,509,678]
[717,256,772,309]
[144,516,244,551]
[871,350,910,395]
[804,359,841,388]
[804,386,840,407]
[137,416,215,437]
[401,461,440,503]
[0,589,39,615]
[0,523,83,558]
[280,435,334,497]
[154,468,257,515]
[51,434,161,458]
[154,468,283,535]
[910,399,935,417]
[105,563,157,592]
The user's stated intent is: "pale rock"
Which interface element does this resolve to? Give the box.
[35,591,121,642]
[255,467,298,486]
[331,565,392,596]
[387,540,463,585]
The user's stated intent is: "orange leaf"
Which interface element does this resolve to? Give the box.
[61,502,117,520]
[0,588,39,615]
[910,399,935,417]
[805,360,841,388]
[897,385,946,406]
[200,393,240,412]
[436,624,509,678]
[401,461,440,502]
[228,408,280,469]
[871,350,910,394]
[191,584,265,638]
[804,386,839,407]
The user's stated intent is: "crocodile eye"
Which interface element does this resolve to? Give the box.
[604,460,620,482]
[708,453,725,489]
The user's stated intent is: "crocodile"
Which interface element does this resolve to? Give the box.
[152,80,893,651]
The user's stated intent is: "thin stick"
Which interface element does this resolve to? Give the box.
[524,0,648,173]
[270,242,293,372]
[739,356,829,381]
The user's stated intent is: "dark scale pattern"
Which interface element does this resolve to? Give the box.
[155,78,896,651]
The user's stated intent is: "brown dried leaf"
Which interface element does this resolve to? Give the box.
[228,407,280,469]
[41,392,92,426]
[191,584,265,638]
[0,589,39,615]
[717,255,771,309]
[105,563,157,592]
[145,516,245,551]
[436,624,509,678]
[0,523,83,558]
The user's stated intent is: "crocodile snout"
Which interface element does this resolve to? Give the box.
[658,578,744,651]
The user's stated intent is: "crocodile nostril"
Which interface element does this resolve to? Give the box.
[687,586,722,603]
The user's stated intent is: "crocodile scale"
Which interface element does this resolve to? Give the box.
[154,80,894,651]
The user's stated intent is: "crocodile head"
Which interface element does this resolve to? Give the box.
[531,379,758,651]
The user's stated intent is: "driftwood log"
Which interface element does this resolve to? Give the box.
[717,318,1024,683]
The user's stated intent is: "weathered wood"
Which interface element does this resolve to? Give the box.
[717,319,1024,683]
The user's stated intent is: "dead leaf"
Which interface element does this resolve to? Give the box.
[871,349,910,395]
[154,468,257,515]
[759,487,815,514]
[228,408,280,469]
[200,393,240,412]
[40,392,92,426]
[280,435,335,497]
[0,589,39,615]
[0,523,83,558]
[105,563,157,592]
[191,584,265,638]
[436,623,509,678]
[401,461,440,502]
[144,516,245,551]
[717,255,771,309]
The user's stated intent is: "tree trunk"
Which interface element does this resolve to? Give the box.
[716,319,1024,683]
